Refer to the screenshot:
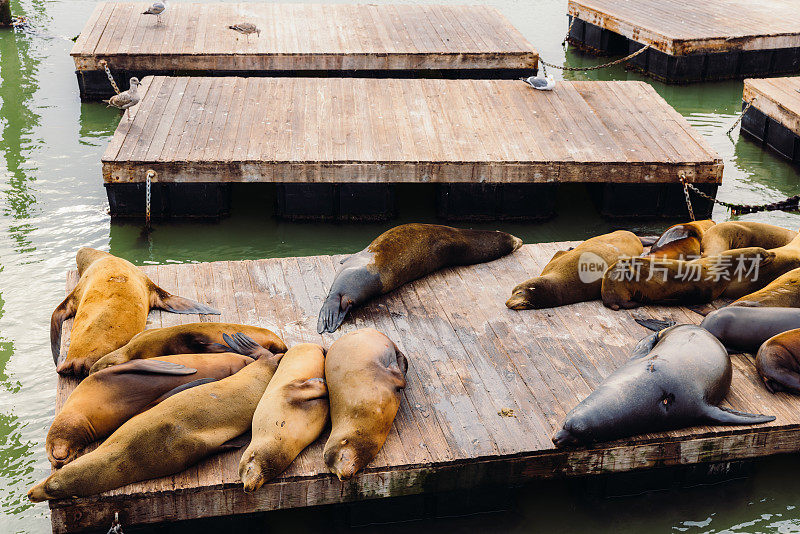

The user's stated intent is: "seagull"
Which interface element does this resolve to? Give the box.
[228,22,261,42]
[522,75,556,91]
[103,78,141,121]
[142,1,167,24]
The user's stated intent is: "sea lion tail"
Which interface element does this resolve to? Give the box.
[50,294,76,366]
[317,296,350,334]
[703,405,776,425]
[633,317,675,332]
[151,286,221,315]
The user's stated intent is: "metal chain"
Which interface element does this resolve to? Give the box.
[539,44,650,72]
[98,59,121,95]
[726,97,757,136]
[681,178,696,221]
[145,170,153,229]
[562,16,576,47]
[681,177,800,216]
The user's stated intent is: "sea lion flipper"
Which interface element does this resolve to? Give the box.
[630,331,662,359]
[638,235,659,247]
[117,359,198,376]
[152,377,216,403]
[317,296,352,334]
[220,333,274,360]
[220,432,251,450]
[151,286,220,315]
[703,404,776,425]
[287,377,329,404]
[50,293,77,366]
[633,317,676,332]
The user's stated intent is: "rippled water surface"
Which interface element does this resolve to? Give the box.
[1,0,800,532]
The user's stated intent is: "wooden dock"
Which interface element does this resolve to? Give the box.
[51,242,800,533]
[71,3,538,100]
[741,76,800,164]
[100,76,722,220]
[567,0,800,83]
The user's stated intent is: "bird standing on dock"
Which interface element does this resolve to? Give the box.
[228,22,261,42]
[142,1,167,24]
[522,75,556,91]
[103,78,142,121]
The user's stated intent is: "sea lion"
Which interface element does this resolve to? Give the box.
[701,221,797,257]
[637,307,800,353]
[46,353,253,468]
[27,333,282,502]
[317,224,522,333]
[89,322,287,374]
[645,220,716,260]
[552,325,775,447]
[239,342,328,492]
[51,248,219,376]
[323,328,407,480]
[732,267,800,308]
[756,329,800,393]
[601,247,775,310]
[506,230,643,310]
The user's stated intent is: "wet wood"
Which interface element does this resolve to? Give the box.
[744,76,800,137]
[569,0,800,55]
[102,77,723,186]
[71,3,537,72]
[50,242,800,532]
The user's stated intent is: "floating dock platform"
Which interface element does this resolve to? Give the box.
[741,76,800,164]
[101,76,722,221]
[567,0,800,83]
[51,242,800,533]
[71,2,538,100]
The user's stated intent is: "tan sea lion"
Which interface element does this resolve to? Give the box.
[732,267,800,308]
[506,230,643,310]
[601,247,775,310]
[722,234,800,298]
[756,329,800,393]
[323,328,407,480]
[239,342,328,492]
[27,333,282,502]
[51,248,219,376]
[318,224,522,333]
[89,322,287,374]
[46,353,254,468]
[645,220,716,260]
[701,221,797,257]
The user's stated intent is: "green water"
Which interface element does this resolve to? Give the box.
[1,0,800,532]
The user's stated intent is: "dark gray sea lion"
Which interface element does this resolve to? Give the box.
[552,324,775,447]
[318,224,522,333]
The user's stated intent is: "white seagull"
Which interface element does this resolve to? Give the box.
[228,22,261,42]
[523,75,556,91]
[103,78,142,121]
[142,1,167,24]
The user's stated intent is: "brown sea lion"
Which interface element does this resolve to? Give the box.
[89,322,287,374]
[51,248,219,376]
[27,333,282,502]
[506,230,643,310]
[721,235,800,298]
[732,267,800,308]
[323,328,407,480]
[701,221,797,257]
[239,342,328,492]
[318,224,522,333]
[756,329,800,393]
[645,220,716,260]
[601,247,775,310]
[47,353,253,468]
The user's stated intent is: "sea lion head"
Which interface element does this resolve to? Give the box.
[27,476,62,503]
[46,411,94,468]
[75,247,111,276]
[506,277,560,310]
[239,449,289,493]
[323,438,362,481]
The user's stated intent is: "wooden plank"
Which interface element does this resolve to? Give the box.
[103,78,722,186]
[744,76,800,135]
